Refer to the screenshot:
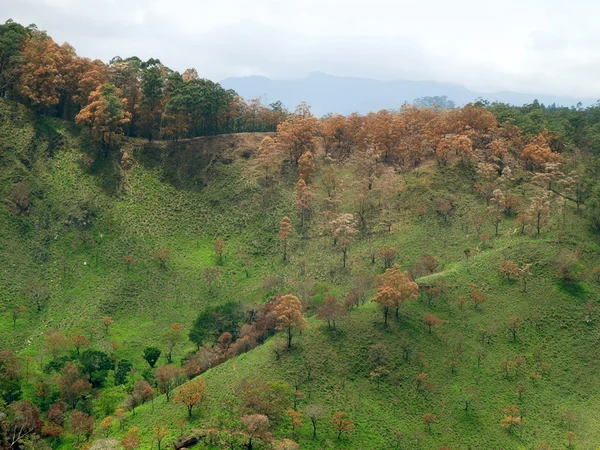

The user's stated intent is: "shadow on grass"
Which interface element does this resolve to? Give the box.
[556,280,588,298]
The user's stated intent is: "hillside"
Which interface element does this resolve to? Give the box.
[1,97,600,450]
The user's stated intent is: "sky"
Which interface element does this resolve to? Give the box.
[2,0,600,97]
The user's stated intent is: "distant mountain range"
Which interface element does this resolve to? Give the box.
[221,72,598,116]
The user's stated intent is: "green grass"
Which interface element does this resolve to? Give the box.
[1,98,600,449]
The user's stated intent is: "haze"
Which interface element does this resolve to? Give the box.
[2,0,600,97]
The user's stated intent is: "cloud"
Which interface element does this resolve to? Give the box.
[2,0,600,97]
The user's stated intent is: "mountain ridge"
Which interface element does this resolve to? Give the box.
[221,72,598,116]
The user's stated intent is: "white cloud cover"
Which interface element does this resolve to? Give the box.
[2,0,600,96]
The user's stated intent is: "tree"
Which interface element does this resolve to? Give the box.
[500,405,521,433]
[173,378,206,417]
[239,379,291,420]
[75,83,131,152]
[521,129,562,170]
[101,316,114,334]
[122,426,140,450]
[279,216,292,262]
[378,265,419,319]
[372,285,398,326]
[155,364,184,401]
[276,103,319,166]
[507,316,523,341]
[18,31,64,111]
[128,379,154,412]
[8,305,27,328]
[80,349,114,387]
[487,189,505,235]
[421,413,436,433]
[286,409,303,433]
[298,151,315,184]
[304,404,325,438]
[155,247,170,270]
[154,426,169,450]
[423,313,447,334]
[518,264,533,292]
[554,249,583,283]
[163,323,183,364]
[56,363,91,408]
[2,400,44,448]
[241,414,272,450]
[214,238,225,265]
[139,58,164,141]
[45,330,68,360]
[99,415,113,437]
[70,410,94,445]
[0,20,31,97]
[255,136,281,184]
[70,331,90,356]
[273,295,307,348]
[294,179,316,229]
[378,247,397,269]
[499,260,519,280]
[331,213,357,267]
[528,193,551,234]
[469,286,487,309]
[316,296,347,331]
[332,411,354,439]
[26,283,49,312]
[142,347,161,368]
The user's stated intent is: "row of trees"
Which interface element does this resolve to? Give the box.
[0,19,288,148]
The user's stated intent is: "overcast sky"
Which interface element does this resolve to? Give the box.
[2,0,600,97]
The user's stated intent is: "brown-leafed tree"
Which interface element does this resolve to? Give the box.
[528,193,551,235]
[254,136,281,185]
[121,426,140,450]
[499,260,519,280]
[421,413,436,433]
[18,32,64,111]
[521,129,562,170]
[273,294,307,348]
[276,103,319,166]
[298,151,315,184]
[379,265,419,319]
[75,83,131,152]
[507,316,523,341]
[332,411,354,439]
[214,238,225,265]
[173,377,206,417]
[372,285,399,327]
[155,364,184,401]
[316,296,347,331]
[423,313,447,334]
[279,216,292,262]
[70,410,94,445]
[241,414,272,449]
[331,213,357,267]
[294,179,316,229]
[378,247,397,269]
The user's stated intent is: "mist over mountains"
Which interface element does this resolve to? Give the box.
[221,72,599,116]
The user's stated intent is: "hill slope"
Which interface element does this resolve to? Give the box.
[1,99,600,449]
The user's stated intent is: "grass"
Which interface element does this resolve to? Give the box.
[1,98,600,449]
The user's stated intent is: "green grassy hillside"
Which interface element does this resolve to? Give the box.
[1,98,599,449]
